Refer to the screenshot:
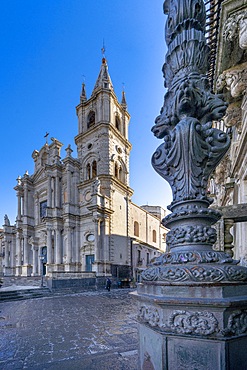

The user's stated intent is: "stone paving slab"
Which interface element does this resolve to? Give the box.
[0,289,138,369]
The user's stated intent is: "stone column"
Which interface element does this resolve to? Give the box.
[15,230,22,275]
[31,245,39,276]
[47,228,53,264]
[23,184,28,216]
[55,229,62,266]
[67,170,71,203]
[17,192,22,220]
[135,1,247,369]
[47,175,52,207]
[22,233,31,276]
[10,236,16,272]
[93,218,100,262]
[55,176,60,208]
[4,240,10,268]
[66,227,72,264]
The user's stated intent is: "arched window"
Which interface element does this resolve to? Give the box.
[87,111,95,129]
[115,116,121,131]
[152,230,157,243]
[92,161,97,178]
[86,163,91,180]
[134,221,139,237]
[114,163,118,178]
[119,166,123,182]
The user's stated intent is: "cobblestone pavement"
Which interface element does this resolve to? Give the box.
[0,289,139,369]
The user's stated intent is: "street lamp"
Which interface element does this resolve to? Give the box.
[39,253,45,287]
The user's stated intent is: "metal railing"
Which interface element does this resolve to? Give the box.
[204,0,223,88]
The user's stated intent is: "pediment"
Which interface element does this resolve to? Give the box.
[32,167,46,184]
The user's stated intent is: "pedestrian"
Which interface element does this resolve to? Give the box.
[106,278,111,291]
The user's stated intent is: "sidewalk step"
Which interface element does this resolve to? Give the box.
[0,288,51,302]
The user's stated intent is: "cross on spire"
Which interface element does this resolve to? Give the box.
[101,40,106,58]
[44,132,49,144]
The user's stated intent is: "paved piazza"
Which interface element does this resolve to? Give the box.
[0,289,139,369]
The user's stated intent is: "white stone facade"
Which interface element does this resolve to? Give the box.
[1,58,168,282]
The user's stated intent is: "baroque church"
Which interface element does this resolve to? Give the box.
[1,57,168,286]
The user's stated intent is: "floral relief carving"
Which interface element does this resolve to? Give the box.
[223,310,247,336]
[168,310,219,335]
[138,306,219,336]
[139,305,160,327]
[141,265,247,283]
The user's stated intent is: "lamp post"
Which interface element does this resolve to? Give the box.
[39,254,45,287]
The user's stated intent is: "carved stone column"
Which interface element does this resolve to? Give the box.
[29,238,39,276]
[46,228,53,265]
[47,175,52,208]
[15,230,22,276]
[22,232,32,276]
[135,1,247,369]
[17,191,22,220]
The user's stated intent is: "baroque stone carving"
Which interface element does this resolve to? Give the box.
[138,305,219,336]
[223,102,242,133]
[223,310,247,336]
[168,310,218,335]
[141,265,247,283]
[139,305,160,327]
[216,64,247,98]
[223,11,247,50]
[141,0,247,283]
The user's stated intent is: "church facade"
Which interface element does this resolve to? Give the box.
[1,57,168,285]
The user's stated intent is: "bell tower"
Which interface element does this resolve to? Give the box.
[75,57,132,198]
[75,56,133,276]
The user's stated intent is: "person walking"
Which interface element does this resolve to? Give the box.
[106,278,112,291]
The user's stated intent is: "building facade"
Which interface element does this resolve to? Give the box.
[208,0,247,264]
[1,57,168,284]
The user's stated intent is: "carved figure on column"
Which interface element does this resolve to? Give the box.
[142,0,247,283]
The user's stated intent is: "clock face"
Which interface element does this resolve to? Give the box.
[85,191,92,202]
[86,234,95,242]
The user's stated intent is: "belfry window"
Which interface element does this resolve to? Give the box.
[86,163,91,180]
[87,111,95,129]
[115,116,121,131]
[92,161,97,178]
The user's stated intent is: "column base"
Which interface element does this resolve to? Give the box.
[15,266,22,276]
[4,267,15,276]
[64,263,77,272]
[135,281,247,370]
[21,265,32,277]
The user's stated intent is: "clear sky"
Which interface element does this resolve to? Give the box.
[0,0,172,225]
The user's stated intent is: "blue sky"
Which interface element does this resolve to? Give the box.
[0,0,172,225]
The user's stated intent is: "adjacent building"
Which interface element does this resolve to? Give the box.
[208,0,247,264]
[1,57,168,286]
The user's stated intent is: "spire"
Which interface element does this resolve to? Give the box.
[80,82,87,102]
[121,89,127,109]
[92,48,113,94]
